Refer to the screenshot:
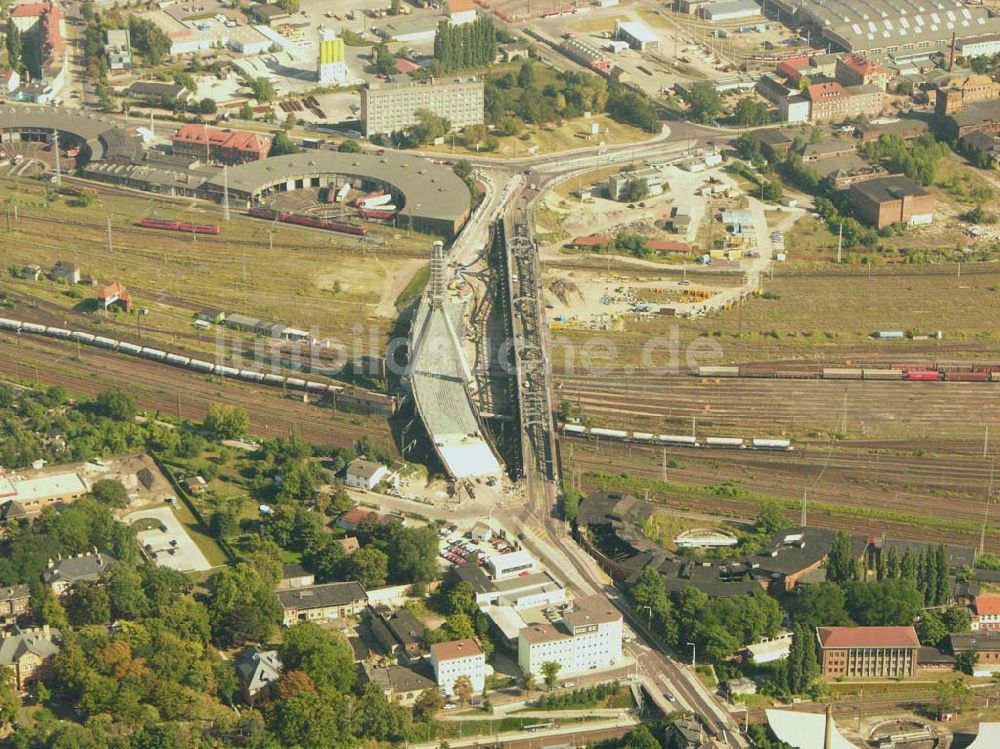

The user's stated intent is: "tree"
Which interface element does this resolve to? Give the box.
[349,546,389,588]
[452,674,474,706]
[955,650,979,676]
[90,479,129,508]
[373,43,396,77]
[792,583,852,628]
[94,388,136,421]
[204,403,249,440]
[269,131,301,157]
[756,502,791,534]
[0,669,20,727]
[392,526,439,584]
[414,687,444,720]
[541,661,561,689]
[207,564,281,647]
[129,16,171,65]
[280,622,356,693]
[5,20,22,74]
[917,610,949,649]
[734,97,771,127]
[826,531,856,584]
[248,77,275,103]
[621,178,648,203]
[276,0,299,11]
[684,81,723,124]
[198,97,217,114]
[942,606,972,633]
[935,544,950,606]
[936,677,973,714]
[523,672,536,696]
[239,101,254,120]
[338,139,362,153]
[274,670,316,701]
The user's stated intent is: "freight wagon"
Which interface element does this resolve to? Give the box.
[247,207,367,236]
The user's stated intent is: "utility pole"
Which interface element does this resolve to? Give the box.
[836,223,843,264]
[106,215,113,253]
[53,129,61,186]
[801,487,808,526]
[223,164,231,221]
[661,447,667,482]
[986,425,991,459]
[980,460,994,557]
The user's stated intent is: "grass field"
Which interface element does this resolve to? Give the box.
[423,114,652,160]
[0,175,431,347]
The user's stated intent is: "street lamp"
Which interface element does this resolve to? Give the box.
[686,641,696,668]
[640,604,653,629]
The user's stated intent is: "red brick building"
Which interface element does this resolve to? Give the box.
[972,594,1000,631]
[817,626,919,679]
[835,54,889,90]
[848,175,935,229]
[805,82,885,123]
[171,124,272,165]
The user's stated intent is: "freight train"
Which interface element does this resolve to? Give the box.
[0,317,396,409]
[559,423,792,450]
[138,217,221,235]
[695,365,1000,382]
[247,207,368,236]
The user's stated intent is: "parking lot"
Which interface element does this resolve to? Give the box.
[126,505,214,573]
[437,525,518,570]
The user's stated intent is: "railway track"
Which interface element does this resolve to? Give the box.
[0,334,395,451]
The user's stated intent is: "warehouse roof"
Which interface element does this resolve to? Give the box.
[617,21,658,44]
[703,0,761,17]
[968,724,1000,749]
[765,709,858,749]
[0,104,141,162]
[278,581,366,610]
[849,174,929,204]
[208,151,470,227]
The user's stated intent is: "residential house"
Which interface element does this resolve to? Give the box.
[447,0,477,26]
[430,638,486,696]
[336,507,383,532]
[0,585,31,624]
[277,564,315,591]
[127,80,189,101]
[0,69,21,94]
[364,663,437,706]
[278,581,367,626]
[234,647,282,705]
[950,630,1000,668]
[184,476,207,494]
[44,552,118,596]
[816,626,919,678]
[97,282,133,312]
[972,595,1000,631]
[0,626,60,691]
[371,606,426,661]
[848,175,935,229]
[344,458,390,491]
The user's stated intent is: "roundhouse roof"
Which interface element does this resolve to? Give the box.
[0,105,141,162]
[206,150,470,228]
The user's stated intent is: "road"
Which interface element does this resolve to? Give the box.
[492,164,750,746]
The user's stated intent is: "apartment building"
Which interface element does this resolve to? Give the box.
[430,639,486,696]
[361,78,485,137]
[972,595,1000,631]
[817,626,919,679]
[517,595,623,679]
[805,82,885,123]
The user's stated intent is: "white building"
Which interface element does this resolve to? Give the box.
[470,521,493,542]
[615,20,659,51]
[430,638,486,696]
[518,595,623,680]
[318,27,347,84]
[957,33,1000,59]
[486,550,537,580]
[447,0,478,26]
[0,69,20,94]
[345,458,390,490]
[781,94,811,124]
[699,0,761,22]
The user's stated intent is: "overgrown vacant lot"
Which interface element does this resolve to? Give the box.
[0,176,430,345]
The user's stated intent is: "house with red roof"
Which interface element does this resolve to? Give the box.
[9,1,66,100]
[835,54,889,90]
[805,81,884,123]
[972,594,1000,631]
[448,0,477,25]
[171,124,272,165]
[817,626,919,678]
[97,282,133,313]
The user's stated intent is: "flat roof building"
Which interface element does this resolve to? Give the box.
[361,78,485,138]
[278,581,367,626]
[848,174,934,229]
[699,0,761,22]
[0,471,88,517]
[430,638,486,696]
[615,20,659,51]
[518,595,623,680]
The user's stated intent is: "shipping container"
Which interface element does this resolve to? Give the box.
[874,331,906,339]
[659,434,697,446]
[705,437,745,448]
[562,424,587,435]
[632,432,655,441]
[697,366,740,377]
[863,369,904,380]
[591,428,628,439]
[823,368,863,379]
[751,438,792,450]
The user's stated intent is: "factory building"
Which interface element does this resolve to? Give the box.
[848,175,935,229]
[614,20,659,51]
[817,626,919,679]
[768,0,1000,61]
[699,0,761,22]
[361,78,485,137]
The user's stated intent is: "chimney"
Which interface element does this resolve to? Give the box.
[42,624,50,638]
[949,32,957,73]
[824,704,834,749]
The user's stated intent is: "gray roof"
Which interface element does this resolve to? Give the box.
[950,98,1000,129]
[234,647,282,693]
[810,153,871,179]
[128,80,187,99]
[0,104,142,162]
[278,581,366,610]
[0,627,60,666]
[0,584,29,603]
[849,174,930,203]
[950,631,1000,653]
[44,553,118,585]
[783,0,1000,54]
[346,458,385,482]
[384,609,425,646]
[207,151,470,228]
